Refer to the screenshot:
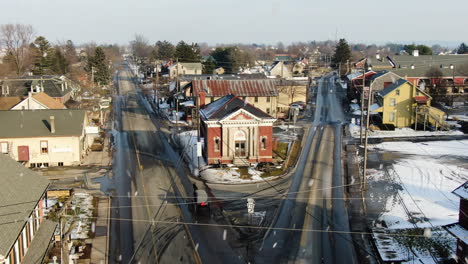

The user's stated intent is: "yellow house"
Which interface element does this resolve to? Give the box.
[374,79,446,129]
[186,79,279,117]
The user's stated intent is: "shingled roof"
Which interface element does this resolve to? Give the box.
[1,76,74,98]
[0,154,49,256]
[200,94,274,121]
[377,79,408,97]
[0,96,22,110]
[191,79,279,97]
[0,109,85,138]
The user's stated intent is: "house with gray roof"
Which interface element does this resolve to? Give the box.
[0,109,89,167]
[366,54,468,88]
[0,75,80,104]
[0,154,56,264]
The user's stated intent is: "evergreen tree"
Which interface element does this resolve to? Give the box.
[87,47,110,85]
[457,43,468,54]
[50,48,69,75]
[155,40,175,60]
[174,41,200,62]
[331,38,351,69]
[403,44,432,55]
[202,57,216,74]
[32,36,52,75]
[211,47,241,73]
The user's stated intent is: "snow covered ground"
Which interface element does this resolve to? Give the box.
[349,124,464,138]
[176,130,281,184]
[175,130,206,174]
[369,140,468,229]
[367,140,467,263]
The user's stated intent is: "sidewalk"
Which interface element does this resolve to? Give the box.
[90,196,110,264]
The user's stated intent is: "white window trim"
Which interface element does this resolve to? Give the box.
[1,142,8,154]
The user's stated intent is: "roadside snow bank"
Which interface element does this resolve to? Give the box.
[349,124,463,138]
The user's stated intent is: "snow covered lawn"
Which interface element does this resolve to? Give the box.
[349,124,463,138]
[369,140,468,229]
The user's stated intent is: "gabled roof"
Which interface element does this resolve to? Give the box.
[378,79,408,97]
[192,79,279,97]
[452,181,468,199]
[32,92,67,109]
[200,94,274,121]
[0,96,22,110]
[368,54,468,78]
[0,109,85,138]
[0,154,49,256]
[370,70,390,81]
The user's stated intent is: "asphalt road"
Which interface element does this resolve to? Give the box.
[255,74,357,264]
[109,64,243,264]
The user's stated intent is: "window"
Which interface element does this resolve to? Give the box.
[214,138,220,152]
[266,108,270,114]
[40,141,48,154]
[396,89,400,96]
[254,96,258,103]
[390,98,396,106]
[195,69,198,74]
[389,112,395,122]
[266,97,270,103]
[261,137,267,149]
[1,142,8,154]
[30,163,36,168]
[416,91,420,96]
[58,162,64,166]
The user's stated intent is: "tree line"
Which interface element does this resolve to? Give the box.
[0,23,119,86]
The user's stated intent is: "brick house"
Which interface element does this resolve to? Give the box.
[0,154,56,264]
[200,94,276,165]
[445,181,468,264]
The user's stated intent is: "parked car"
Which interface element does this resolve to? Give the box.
[194,189,210,218]
[290,101,306,110]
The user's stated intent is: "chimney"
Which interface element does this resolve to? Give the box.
[50,116,55,133]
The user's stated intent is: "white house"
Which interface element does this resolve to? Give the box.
[168,62,203,78]
[0,109,89,167]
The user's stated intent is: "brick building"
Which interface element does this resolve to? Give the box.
[200,95,276,165]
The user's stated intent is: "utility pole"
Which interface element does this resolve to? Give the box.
[359,63,366,144]
[197,95,202,173]
[91,66,95,85]
[362,83,372,198]
[176,58,179,127]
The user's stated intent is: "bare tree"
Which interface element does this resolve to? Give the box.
[130,34,151,59]
[0,24,35,75]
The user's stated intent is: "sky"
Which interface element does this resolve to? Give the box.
[1,0,467,46]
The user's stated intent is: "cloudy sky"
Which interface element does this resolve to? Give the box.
[2,0,467,46]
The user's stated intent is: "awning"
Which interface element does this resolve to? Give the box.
[414,96,429,103]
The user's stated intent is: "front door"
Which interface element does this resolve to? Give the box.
[235,141,246,157]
